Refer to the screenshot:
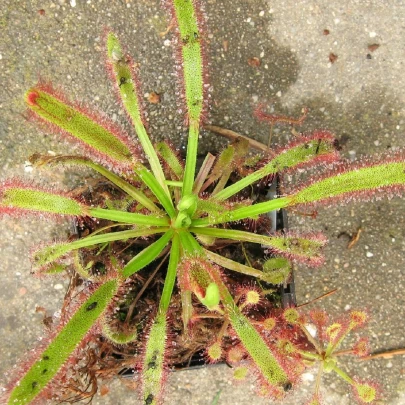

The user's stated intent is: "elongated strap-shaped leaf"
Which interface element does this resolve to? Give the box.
[25,88,136,169]
[159,233,180,311]
[290,160,405,206]
[182,123,200,197]
[206,263,290,391]
[204,249,280,282]
[141,235,180,405]
[106,33,171,202]
[156,142,184,180]
[172,0,204,124]
[180,232,290,390]
[141,312,167,405]
[133,165,176,218]
[191,197,291,227]
[88,207,169,226]
[0,184,84,216]
[193,159,405,227]
[171,0,205,196]
[33,228,168,268]
[228,308,290,390]
[31,154,161,213]
[213,139,250,195]
[213,133,337,201]
[191,227,325,265]
[6,279,119,405]
[0,185,165,226]
[121,230,174,277]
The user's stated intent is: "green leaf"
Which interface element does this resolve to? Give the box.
[200,282,220,310]
[191,227,325,265]
[204,249,278,282]
[25,88,135,168]
[228,308,290,389]
[156,142,184,180]
[30,154,161,213]
[206,265,291,391]
[172,0,204,124]
[121,230,174,278]
[88,207,169,226]
[142,312,167,405]
[291,160,405,206]
[191,197,291,227]
[7,279,119,405]
[159,233,180,311]
[171,0,205,197]
[262,257,291,284]
[1,185,84,216]
[106,33,171,203]
[213,134,337,201]
[33,228,168,268]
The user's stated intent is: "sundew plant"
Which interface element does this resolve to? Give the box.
[1,1,405,404]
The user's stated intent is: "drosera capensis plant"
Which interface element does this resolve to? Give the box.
[1,1,405,404]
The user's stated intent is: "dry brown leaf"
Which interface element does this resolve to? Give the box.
[368,43,380,52]
[248,57,261,67]
[348,228,362,249]
[148,92,161,104]
[329,53,338,63]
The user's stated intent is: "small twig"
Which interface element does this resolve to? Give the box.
[160,21,174,37]
[204,124,268,152]
[297,289,338,308]
[240,242,252,267]
[358,348,405,361]
[348,227,362,249]
[267,122,274,149]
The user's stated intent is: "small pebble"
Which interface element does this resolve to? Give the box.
[348,150,356,161]
[302,372,315,382]
[305,323,317,337]
[24,161,33,173]
[366,251,374,258]
[54,284,64,290]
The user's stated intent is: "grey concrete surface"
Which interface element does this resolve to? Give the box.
[1,0,405,404]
